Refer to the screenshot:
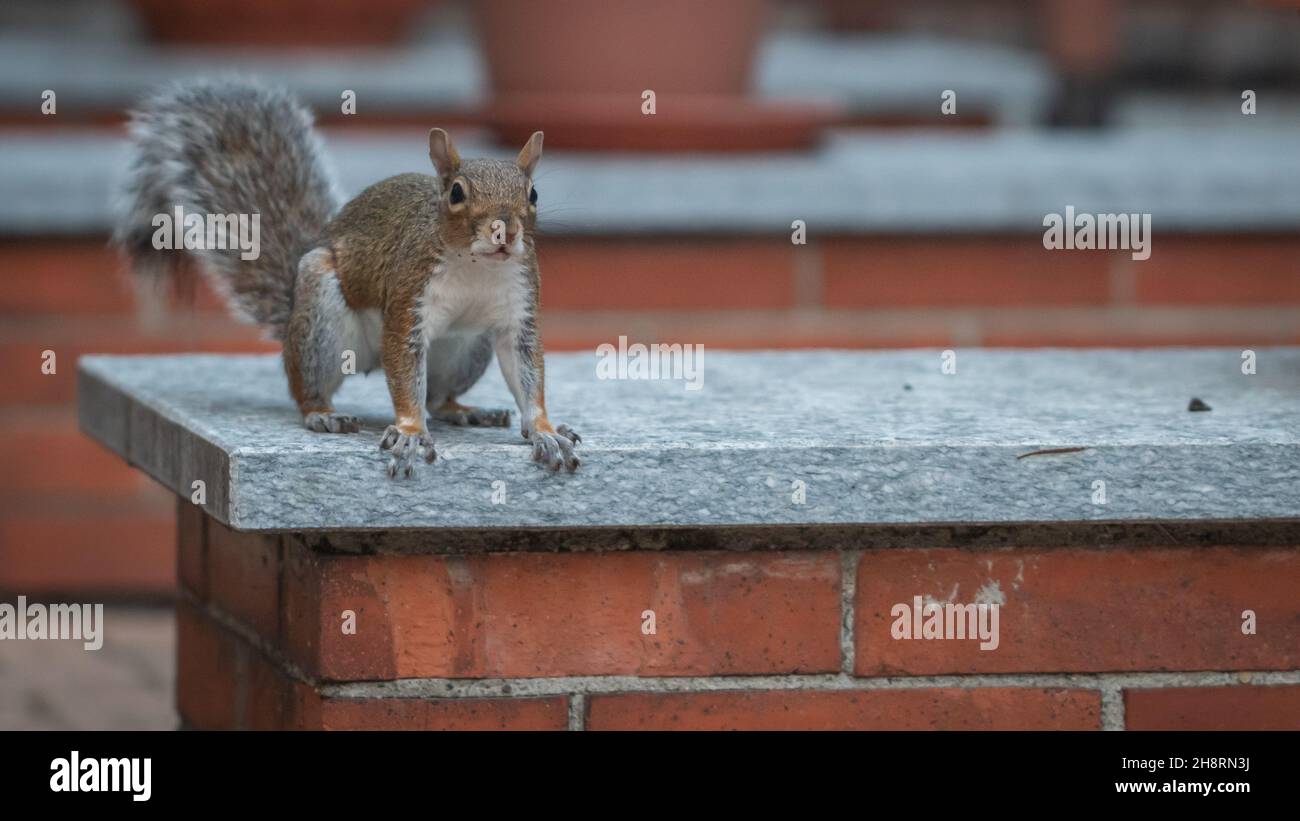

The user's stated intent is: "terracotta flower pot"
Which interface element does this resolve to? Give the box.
[476,0,766,96]
[128,0,435,47]
[475,0,835,151]
[816,0,899,31]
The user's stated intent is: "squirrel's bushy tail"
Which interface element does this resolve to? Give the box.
[114,78,340,339]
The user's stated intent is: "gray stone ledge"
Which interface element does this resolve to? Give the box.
[7,128,1300,236]
[78,349,1300,534]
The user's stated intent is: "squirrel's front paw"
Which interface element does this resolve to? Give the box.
[379,425,436,478]
[530,427,580,472]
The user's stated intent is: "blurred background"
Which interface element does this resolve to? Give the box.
[0,0,1297,728]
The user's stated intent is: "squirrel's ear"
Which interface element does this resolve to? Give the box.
[428,128,461,178]
[516,131,543,177]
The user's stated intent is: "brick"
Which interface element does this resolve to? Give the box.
[1133,238,1300,305]
[178,600,568,730]
[540,306,1300,351]
[0,236,787,316]
[284,545,842,680]
[586,688,1102,730]
[0,414,147,496]
[175,601,239,730]
[282,546,400,682]
[176,497,206,598]
[540,312,953,351]
[822,238,1111,308]
[974,305,1300,347]
[538,240,795,311]
[0,239,231,316]
[854,547,1300,675]
[205,518,280,641]
[177,600,318,730]
[0,241,133,316]
[982,330,1300,347]
[1125,685,1300,730]
[317,697,570,730]
[0,319,277,406]
[244,640,320,731]
[0,502,175,594]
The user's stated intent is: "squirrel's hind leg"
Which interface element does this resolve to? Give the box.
[285,248,360,434]
[431,398,512,428]
[425,332,511,427]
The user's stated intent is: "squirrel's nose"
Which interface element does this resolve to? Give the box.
[491,216,520,246]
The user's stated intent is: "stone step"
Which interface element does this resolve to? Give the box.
[6,126,1300,236]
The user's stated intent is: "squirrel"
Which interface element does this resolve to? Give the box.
[114,78,580,477]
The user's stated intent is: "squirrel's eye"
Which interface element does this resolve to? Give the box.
[449,182,465,205]
[529,185,538,206]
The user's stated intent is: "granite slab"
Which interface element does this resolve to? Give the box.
[77,349,1300,532]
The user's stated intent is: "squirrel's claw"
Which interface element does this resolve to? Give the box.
[380,425,437,478]
[531,429,579,472]
[555,424,581,445]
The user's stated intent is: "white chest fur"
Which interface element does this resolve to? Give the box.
[418,255,529,343]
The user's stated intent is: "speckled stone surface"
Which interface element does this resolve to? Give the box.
[78,349,1300,532]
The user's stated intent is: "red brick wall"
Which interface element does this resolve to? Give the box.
[3,235,1298,597]
[0,240,276,596]
[176,505,1300,730]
